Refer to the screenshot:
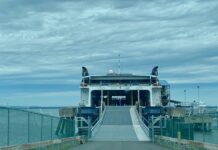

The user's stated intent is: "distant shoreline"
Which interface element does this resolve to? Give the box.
[0,106,67,109]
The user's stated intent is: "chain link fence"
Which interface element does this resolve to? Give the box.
[152,113,218,149]
[0,106,75,147]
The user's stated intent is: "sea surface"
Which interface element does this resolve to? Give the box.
[0,107,61,147]
[194,118,218,144]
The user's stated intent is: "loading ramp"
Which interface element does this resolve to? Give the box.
[91,106,150,141]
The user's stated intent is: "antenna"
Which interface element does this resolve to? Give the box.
[118,54,121,74]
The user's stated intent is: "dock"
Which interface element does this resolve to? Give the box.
[1,106,218,150]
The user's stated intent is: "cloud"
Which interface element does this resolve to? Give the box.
[0,0,218,105]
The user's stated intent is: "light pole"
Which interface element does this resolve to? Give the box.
[197,85,200,103]
[184,89,187,104]
[118,54,121,74]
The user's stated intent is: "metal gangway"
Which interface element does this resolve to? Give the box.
[91,106,150,141]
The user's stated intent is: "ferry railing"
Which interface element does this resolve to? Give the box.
[134,105,150,138]
[88,83,151,87]
[151,115,162,126]
[0,106,76,148]
[90,106,102,127]
[141,115,149,126]
[91,105,107,137]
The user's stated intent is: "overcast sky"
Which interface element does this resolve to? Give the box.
[0,0,218,106]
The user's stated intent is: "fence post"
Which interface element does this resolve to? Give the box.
[51,118,53,140]
[217,112,218,129]
[88,116,91,139]
[7,108,10,146]
[202,114,205,142]
[177,118,181,150]
[171,119,173,138]
[152,115,154,143]
[41,115,43,141]
[160,116,162,136]
[28,112,30,143]
[189,123,191,140]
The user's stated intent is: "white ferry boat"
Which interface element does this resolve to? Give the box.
[80,66,170,108]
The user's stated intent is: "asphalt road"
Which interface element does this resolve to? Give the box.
[69,141,169,150]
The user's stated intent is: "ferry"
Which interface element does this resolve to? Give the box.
[80,66,170,108]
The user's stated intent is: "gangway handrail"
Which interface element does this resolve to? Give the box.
[77,117,89,125]
[152,115,162,126]
[134,105,150,138]
[141,115,149,125]
[92,116,100,126]
[91,105,107,137]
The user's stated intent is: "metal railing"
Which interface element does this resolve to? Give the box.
[91,105,106,137]
[0,106,75,147]
[0,136,82,150]
[134,105,150,138]
[155,135,218,150]
[151,113,218,145]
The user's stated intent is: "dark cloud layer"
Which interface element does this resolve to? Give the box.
[0,0,218,105]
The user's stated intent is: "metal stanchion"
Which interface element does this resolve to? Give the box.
[27,112,30,143]
[202,114,205,142]
[177,120,180,150]
[51,118,53,140]
[41,115,43,141]
[189,122,191,140]
[7,108,10,146]
[151,115,154,143]
[217,112,218,129]
[160,116,162,136]
[88,116,91,139]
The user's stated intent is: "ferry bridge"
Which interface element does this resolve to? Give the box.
[1,104,218,150]
[69,106,167,150]
[0,106,168,150]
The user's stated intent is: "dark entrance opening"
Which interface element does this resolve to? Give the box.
[91,90,150,107]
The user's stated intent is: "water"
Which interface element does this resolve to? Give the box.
[194,118,218,144]
[194,129,218,144]
[0,107,61,147]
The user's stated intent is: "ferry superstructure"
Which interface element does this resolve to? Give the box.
[80,66,170,108]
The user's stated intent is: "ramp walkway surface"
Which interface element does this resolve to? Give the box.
[91,106,149,141]
[69,106,168,150]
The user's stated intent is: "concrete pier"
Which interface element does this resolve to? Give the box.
[184,115,213,131]
[69,141,168,150]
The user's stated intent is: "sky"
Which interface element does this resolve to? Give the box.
[0,0,218,106]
